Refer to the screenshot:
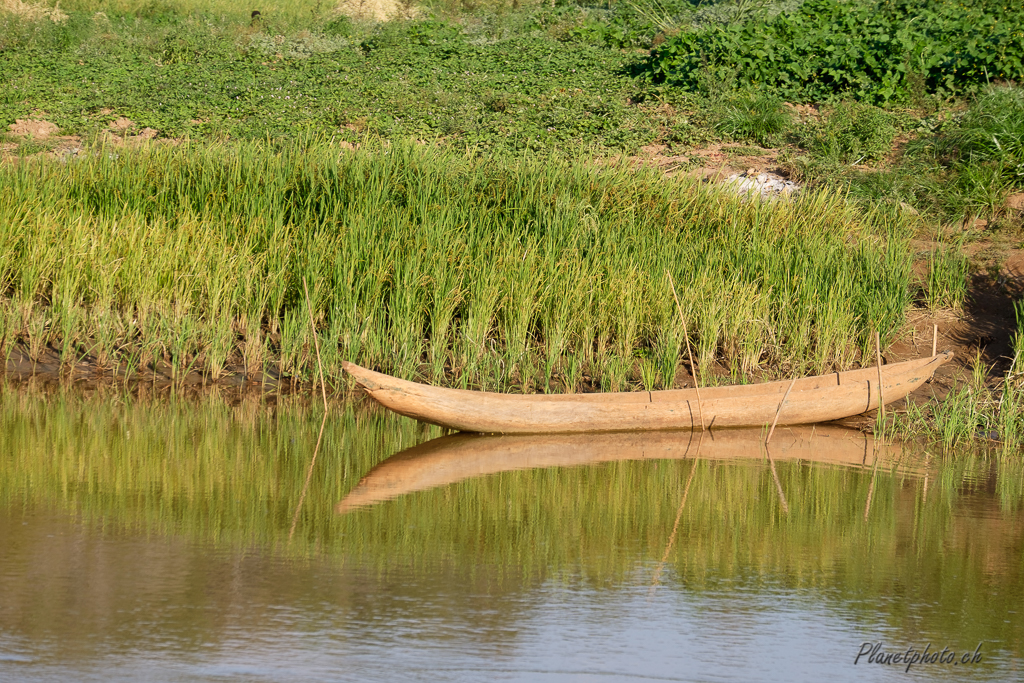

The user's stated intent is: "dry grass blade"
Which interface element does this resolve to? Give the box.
[765,445,790,515]
[863,449,881,522]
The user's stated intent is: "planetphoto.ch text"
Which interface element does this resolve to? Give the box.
[855,642,983,673]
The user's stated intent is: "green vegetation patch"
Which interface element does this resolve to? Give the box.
[0,11,654,151]
[843,87,1024,223]
[644,0,1024,104]
[0,138,914,390]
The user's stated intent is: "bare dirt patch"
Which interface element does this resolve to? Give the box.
[783,102,819,121]
[100,117,161,144]
[108,117,135,132]
[7,119,59,139]
[2,118,83,162]
[634,142,790,183]
[332,0,418,21]
[1007,193,1024,214]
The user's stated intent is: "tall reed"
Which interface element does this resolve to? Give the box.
[0,136,915,390]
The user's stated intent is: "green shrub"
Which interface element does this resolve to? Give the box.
[643,0,1024,104]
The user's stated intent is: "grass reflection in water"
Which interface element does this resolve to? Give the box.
[1,385,1022,657]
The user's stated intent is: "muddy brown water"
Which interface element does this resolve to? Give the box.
[0,388,1022,682]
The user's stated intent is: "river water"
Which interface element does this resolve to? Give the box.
[0,387,1021,682]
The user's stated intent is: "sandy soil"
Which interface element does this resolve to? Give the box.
[333,0,418,22]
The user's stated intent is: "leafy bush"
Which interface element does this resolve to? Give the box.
[643,0,1024,104]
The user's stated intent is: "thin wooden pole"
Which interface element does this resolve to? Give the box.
[875,330,885,421]
[932,324,938,357]
[289,279,330,541]
[766,376,798,444]
[667,271,704,431]
[649,461,698,593]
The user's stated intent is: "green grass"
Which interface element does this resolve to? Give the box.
[2,0,1021,231]
[799,102,901,166]
[939,86,1024,172]
[0,0,1015,422]
[922,234,970,311]
[844,86,1024,225]
[715,93,791,148]
[0,136,915,390]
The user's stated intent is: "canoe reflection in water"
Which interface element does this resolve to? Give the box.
[336,426,898,513]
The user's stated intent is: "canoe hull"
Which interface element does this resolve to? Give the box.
[342,352,952,434]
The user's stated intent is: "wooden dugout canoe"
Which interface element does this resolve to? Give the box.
[336,426,898,513]
[342,351,952,434]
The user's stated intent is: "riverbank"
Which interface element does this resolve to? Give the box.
[1,135,1022,450]
[3,0,1024,450]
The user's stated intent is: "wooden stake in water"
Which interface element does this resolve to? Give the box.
[289,278,330,541]
[765,377,798,444]
[667,271,704,431]
[875,331,885,422]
